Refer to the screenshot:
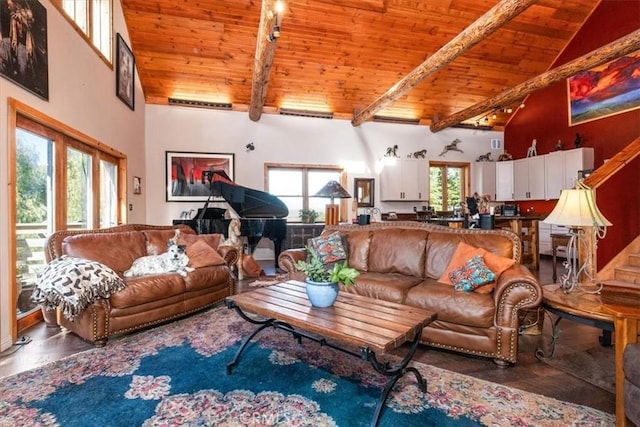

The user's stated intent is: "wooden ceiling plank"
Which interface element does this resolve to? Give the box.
[430,29,640,132]
[351,0,538,126]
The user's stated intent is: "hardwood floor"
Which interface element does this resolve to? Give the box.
[0,256,615,415]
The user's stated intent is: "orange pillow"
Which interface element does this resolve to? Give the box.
[186,239,225,268]
[178,233,221,250]
[438,242,515,293]
[242,255,264,278]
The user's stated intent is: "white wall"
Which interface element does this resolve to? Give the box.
[145,105,503,257]
[0,1,146,350]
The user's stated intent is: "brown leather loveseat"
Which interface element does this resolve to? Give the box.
[278,221,542,365]
[43,224,238,346]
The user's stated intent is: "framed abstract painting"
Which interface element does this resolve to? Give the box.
[166,151,235,202]
[568,52,640,126]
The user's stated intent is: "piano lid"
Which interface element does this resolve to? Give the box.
[204,170,289,218]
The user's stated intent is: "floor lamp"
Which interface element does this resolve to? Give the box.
[543,186,611,294]
[314,181,351,225]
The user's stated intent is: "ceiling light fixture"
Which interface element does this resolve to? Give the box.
[168,98,232,110]
[267,0,285,42]
[372,115,420,125]
[279,108,334,119]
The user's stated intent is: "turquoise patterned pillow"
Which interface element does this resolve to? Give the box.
[449,255,496,292]
[309,231,347,264]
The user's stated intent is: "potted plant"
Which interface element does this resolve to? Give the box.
[294,247,359,307]
[298,209,319,224]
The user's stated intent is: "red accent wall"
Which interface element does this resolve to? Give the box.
[505,1,640,269]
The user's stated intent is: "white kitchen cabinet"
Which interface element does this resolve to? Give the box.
[472,161,496,199]
[564,147,594,190]
[544,150,565,200]
[514,156,545,200]
[495,160,514,201]
[380,158,428,201]
[544,147,594,199]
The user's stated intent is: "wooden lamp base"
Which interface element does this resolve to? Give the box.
[325,204,339,225]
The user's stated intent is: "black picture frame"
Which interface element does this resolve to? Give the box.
[166,151,235,202]
[354,178,375,208]
[116,33,135,110]
[0,0,49,100]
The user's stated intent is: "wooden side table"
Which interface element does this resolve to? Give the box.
[601,303,640,427]
[538,285,639,426]
[550,233,571,282]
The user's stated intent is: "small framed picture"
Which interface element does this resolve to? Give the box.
[116,33,135,110]
[133,176,142,195]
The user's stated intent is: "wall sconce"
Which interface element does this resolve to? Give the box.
[267,0,285,42]
[245,142,255,152]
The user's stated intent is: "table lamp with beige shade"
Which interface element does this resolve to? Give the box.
[543,184,611,294]
[314,180,351,225]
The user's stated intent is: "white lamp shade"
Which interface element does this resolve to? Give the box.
[544,189,612,227]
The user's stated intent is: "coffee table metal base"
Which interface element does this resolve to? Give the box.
[226,300,426,427]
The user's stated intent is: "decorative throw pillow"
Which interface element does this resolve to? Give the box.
[31,256,126,320]
[449,255,496,292]
[242,255,264,278]
[186,239,225,268]
[439,242,515,293]
[309,231,347,264]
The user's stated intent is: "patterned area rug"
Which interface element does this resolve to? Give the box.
[0,306,614,426]
[540,346,616,394]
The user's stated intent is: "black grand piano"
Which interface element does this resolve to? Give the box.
[173,170,288,267]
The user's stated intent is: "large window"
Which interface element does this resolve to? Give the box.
[429,162,470,212]
[53,0,113,63]
[10,100,125,334]
[266,164,344,222]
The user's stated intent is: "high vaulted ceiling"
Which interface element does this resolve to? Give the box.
[122,0,602,130]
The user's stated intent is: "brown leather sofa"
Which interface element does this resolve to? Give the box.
[44,224,238,346]
[278,221,542,365]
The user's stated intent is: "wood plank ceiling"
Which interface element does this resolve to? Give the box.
[121,0,601,130]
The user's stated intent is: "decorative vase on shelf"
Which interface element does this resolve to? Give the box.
[305,279,339,308]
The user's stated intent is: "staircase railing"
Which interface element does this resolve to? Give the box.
[583,135,640,280]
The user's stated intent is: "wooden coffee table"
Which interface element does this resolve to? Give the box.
[225,280,437,427]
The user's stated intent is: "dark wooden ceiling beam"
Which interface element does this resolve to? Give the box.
[350,0,538,127]
[249,0,279,122]
[430,29,640,132]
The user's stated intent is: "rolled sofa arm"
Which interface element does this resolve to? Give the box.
[277,248,310,281]
[217,245,239,266]
[492,264,542,329]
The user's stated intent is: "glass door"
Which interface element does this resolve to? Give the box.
[15,129,54,321]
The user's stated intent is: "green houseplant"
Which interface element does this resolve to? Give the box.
[298,209,319,224]
[294,247,359,307]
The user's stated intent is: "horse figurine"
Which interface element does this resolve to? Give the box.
[385,145,399,157]
[408,149,427,158]
[477,152,493,162]
[221,218,244,279]
[526,139,537,157]
[439,139,463,157]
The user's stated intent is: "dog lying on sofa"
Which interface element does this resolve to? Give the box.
[124,233,194,278]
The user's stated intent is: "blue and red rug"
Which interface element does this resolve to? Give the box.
[0,306,613,426]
